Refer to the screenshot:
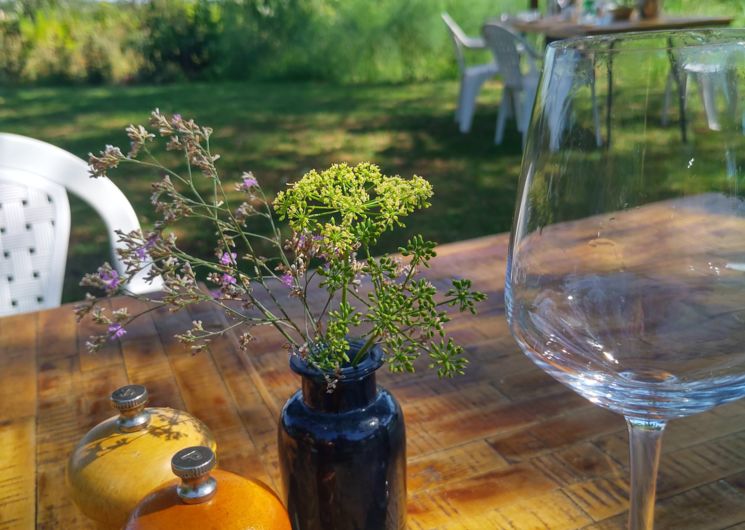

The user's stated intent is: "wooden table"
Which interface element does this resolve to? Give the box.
[4,199,745,529]
[509,15,734,40]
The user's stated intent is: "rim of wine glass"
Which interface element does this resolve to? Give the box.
[548,28,745,54]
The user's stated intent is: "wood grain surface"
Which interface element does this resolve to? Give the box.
[3,198,745,529]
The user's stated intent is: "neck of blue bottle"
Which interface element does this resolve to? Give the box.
[291,341,382,413]
[301,370,378,412]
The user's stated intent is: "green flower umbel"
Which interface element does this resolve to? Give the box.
[274,162,433,257]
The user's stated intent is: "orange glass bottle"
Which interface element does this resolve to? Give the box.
[125,446,292,530]
[67,385,217,529]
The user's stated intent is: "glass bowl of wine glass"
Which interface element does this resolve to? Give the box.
[506,29,745,529]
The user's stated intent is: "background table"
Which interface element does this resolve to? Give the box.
[4,200,745,529]
[509,15,734,40]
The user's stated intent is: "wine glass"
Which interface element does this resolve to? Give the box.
[506,30,745,529]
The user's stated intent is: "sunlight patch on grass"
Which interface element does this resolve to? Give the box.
[1,79,518,302]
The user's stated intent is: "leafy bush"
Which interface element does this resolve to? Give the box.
[139,0,222,82]
[0,1,140,84]
[0,0,742,85]
[0,17,26,84]
[218,0,520,83]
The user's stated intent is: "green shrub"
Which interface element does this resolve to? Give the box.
[219,0,522,83]
[0,17,26,84]
[0,0,742,85]
[0,1,140,85]
[139,0,222,82]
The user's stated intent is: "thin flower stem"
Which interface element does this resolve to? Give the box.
[166,245,298,344]
[351,332,379,366]
[253,188,318,332]
[86,119,483,379]
[206,163,306,339]
[130,154,190,187]
[317,291,334,327]
[162,138,303,344]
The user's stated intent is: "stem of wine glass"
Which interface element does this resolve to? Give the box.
[626,417,666,530]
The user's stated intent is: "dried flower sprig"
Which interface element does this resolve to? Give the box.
[78,110,486,378]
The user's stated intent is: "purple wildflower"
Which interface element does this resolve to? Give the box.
[209,289,222,299]
[172,113,182,124]
[222,273,237,285]
[241,173,258,190]
[135,234,158,260]
[100,269,120,290]
[135,246,147,261]
[108,323,127,340]
[280,273,293,287]
[220,252,237,266]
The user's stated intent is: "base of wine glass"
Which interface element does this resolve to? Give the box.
[518,346,745,421]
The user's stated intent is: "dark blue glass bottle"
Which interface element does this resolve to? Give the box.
[278,341,406,530]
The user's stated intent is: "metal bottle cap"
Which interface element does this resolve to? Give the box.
[172,446,218,504]
[110,385,151,432]
[111,385,148,410]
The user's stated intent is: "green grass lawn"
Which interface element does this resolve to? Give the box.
[0,80,523,302]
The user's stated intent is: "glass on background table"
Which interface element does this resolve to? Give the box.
[507,29,745,529]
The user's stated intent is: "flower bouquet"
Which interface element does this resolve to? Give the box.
[78,110,485,529]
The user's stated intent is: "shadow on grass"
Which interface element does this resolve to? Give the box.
[0,79,525,302]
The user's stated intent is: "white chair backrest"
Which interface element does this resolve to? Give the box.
[482,22,539,90]
[0,170,70,315]
[0,133,162,314]
[442,12,469,73]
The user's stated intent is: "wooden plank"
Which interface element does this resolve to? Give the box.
[38,305,77,361]
[0,350,36,421]
[76,299,124,373]
[587,478,745,529]
[37,306,129,528]
[117,300,186,410]
[564,476,630,522]
[531,442,626,488]
[488,490,592,530]
[410,462,559,525]
[0,311,37,353]
[0,418,35,530]
[407,440,508,492]
[5,206,745,528]
[151,305,276,489]
[202,330,282,488]
[35,354,96,529]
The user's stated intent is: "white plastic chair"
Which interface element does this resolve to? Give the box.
[662,62,738,133]
[482,22,542,147]
[442,12,500,133]
[0,133,162,316]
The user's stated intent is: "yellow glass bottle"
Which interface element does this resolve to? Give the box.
[124,446,292,530]
[67,385,217,529]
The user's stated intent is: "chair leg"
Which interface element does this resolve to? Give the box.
[513,89,529,149]
[590,71,602,148]
[696,73,721,131]
[495,87,512,145]
[513,91,523,127]
[665,68,691,142]
[662,69,673,126]
[455,78,465,125]
[459,76,486,134]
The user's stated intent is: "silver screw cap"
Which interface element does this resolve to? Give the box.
[110,385,148,411]
[172,446,218,504]
[111,385,151,432]
[172,446,217,479]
